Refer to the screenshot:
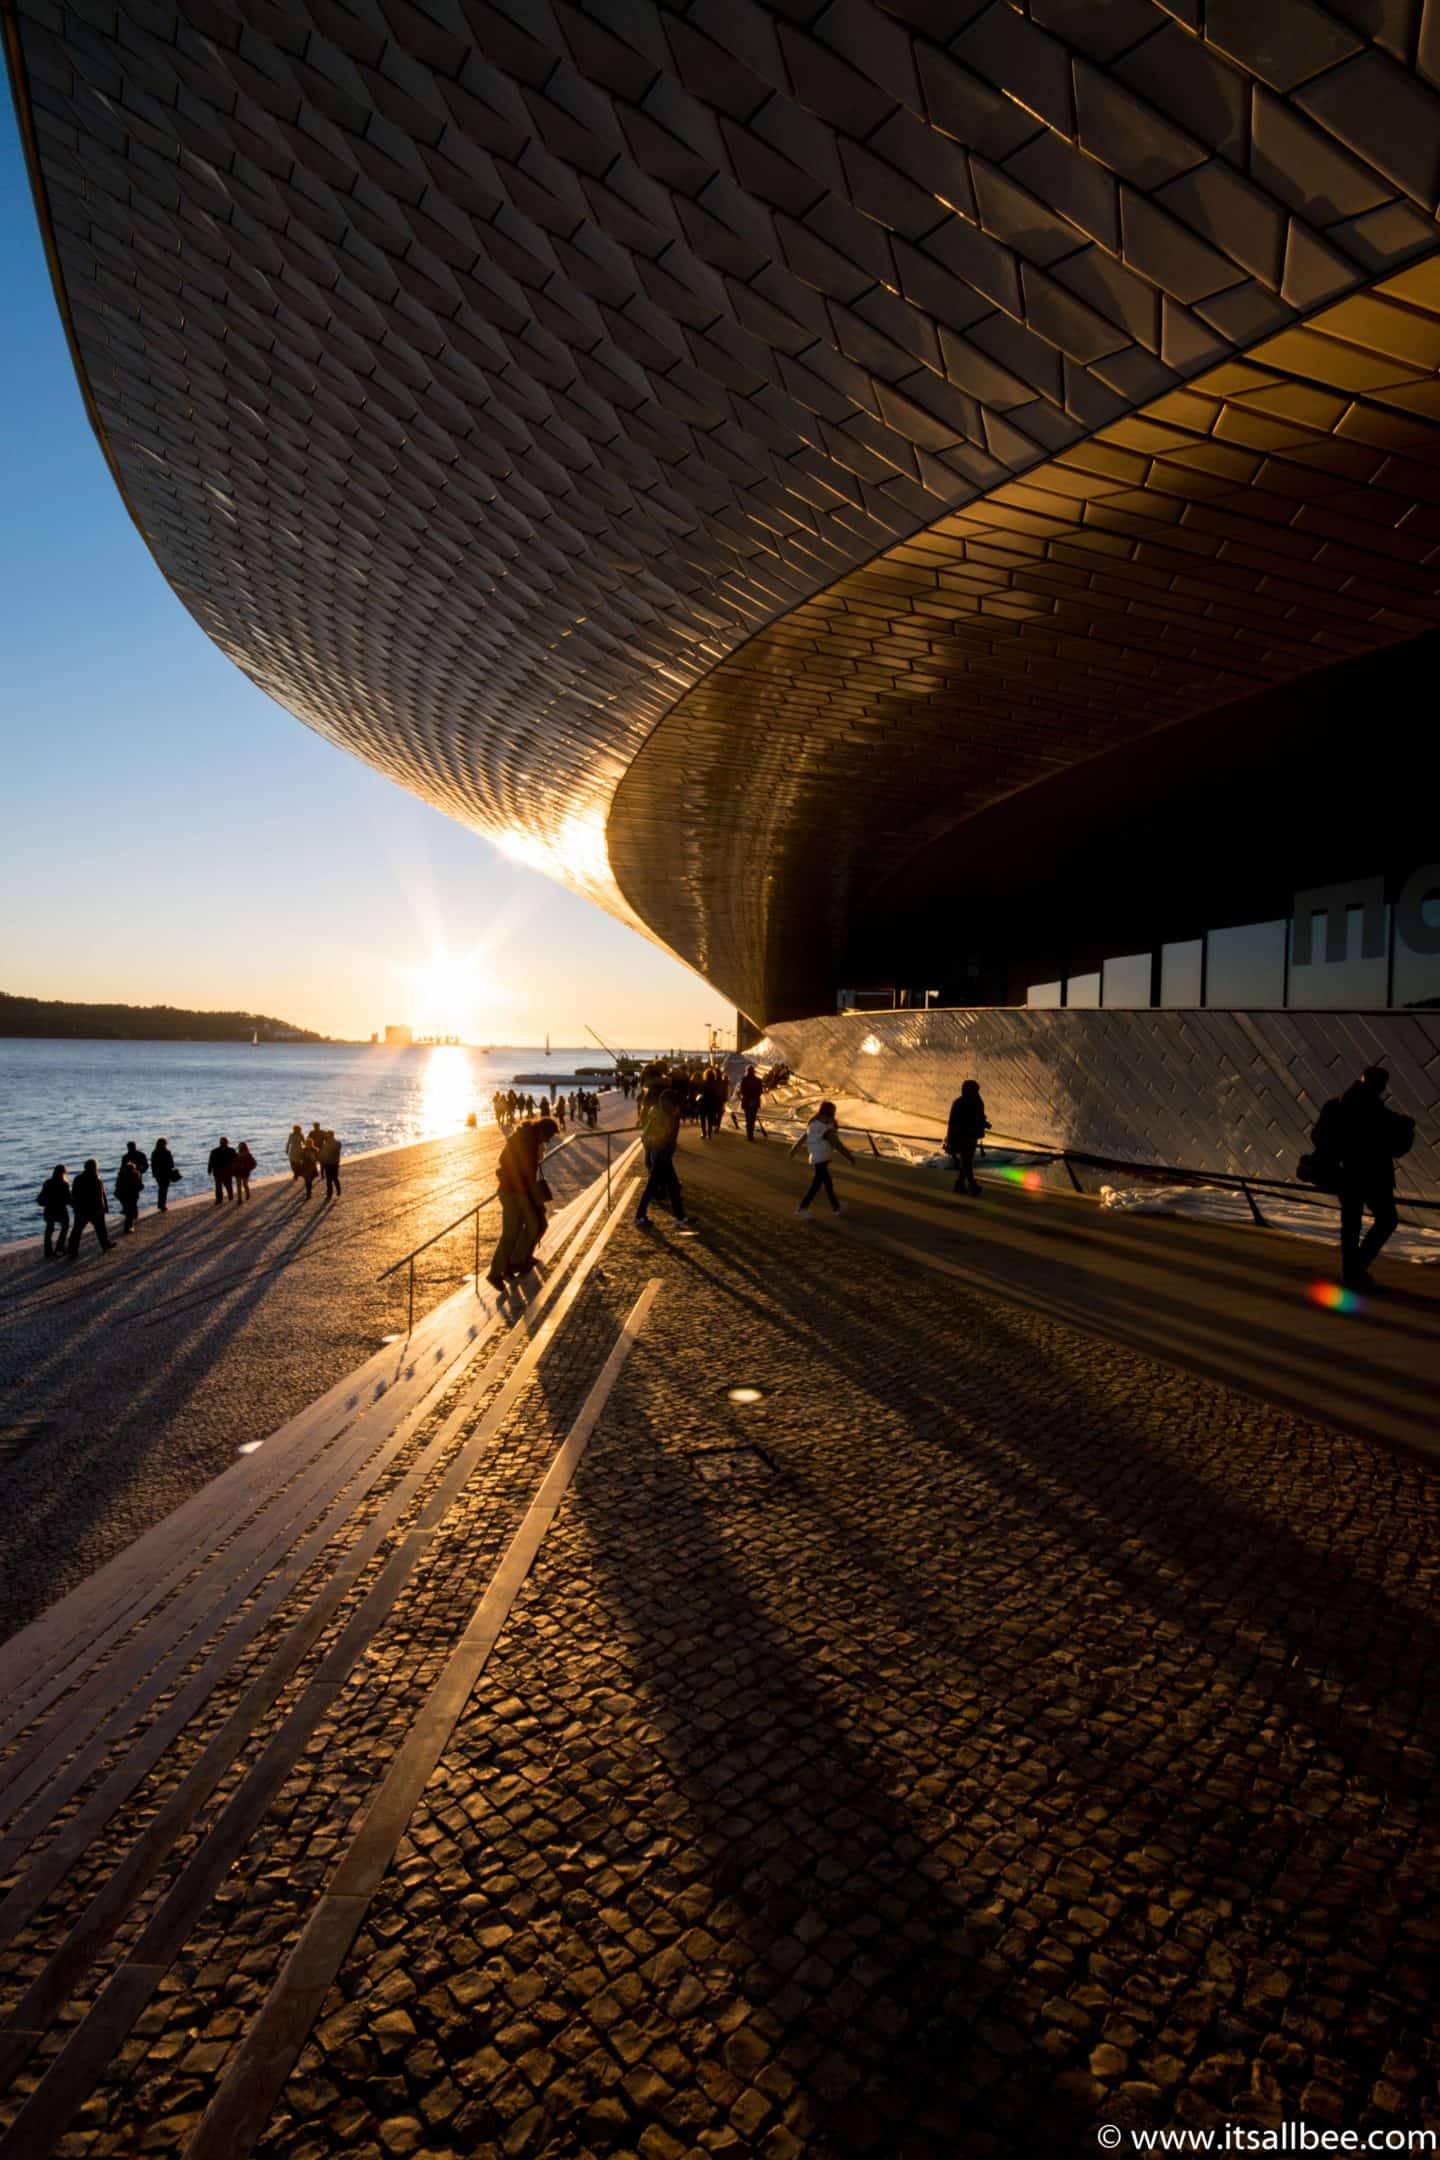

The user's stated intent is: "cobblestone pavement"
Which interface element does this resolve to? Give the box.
[0,1109,629,1640]
[244,1145,1440,2159]
[3,1138,1438,2160]
[0,1169,640,2157]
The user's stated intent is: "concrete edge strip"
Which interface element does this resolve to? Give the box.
[0,1165,634,1954]
[183,1276,663,2160]
[0,1161,643,2152]
[0,1152,612,1727]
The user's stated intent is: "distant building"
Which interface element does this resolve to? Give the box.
[383,1025,413,1048]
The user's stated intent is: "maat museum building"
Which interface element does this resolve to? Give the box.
[8,0,1440,1188]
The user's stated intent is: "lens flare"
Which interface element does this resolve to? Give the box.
[996,1165,1043,1191]
[1307,1280,1363,1314]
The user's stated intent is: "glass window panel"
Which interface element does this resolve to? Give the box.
[1393,875,1440,1005]
[1287,906,1390,1009]
[1066,972,1101,1008]
[1101,952,1151,1008]
[1027,981,1062,1008]
[1160,939,1203,1008]
[1204,920,1286,1008]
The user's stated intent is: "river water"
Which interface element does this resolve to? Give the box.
[0,1039,660,1245]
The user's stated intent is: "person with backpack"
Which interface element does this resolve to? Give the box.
[790,1101,854,1218]
[114,1152,144,1235]
[152,1138,181,1212]
[635,1087,691,1229]
[1304,1067,1414,1291]
[487,1115,558,1290]
[946,1079,989,1196]
[37,1164,70,1259]
[1321,1066,1414,1291]
[285,1125,306,1179]
[67,1159,112,1259]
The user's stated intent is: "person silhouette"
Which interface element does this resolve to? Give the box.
[1332,1066,1413,1290]
[946,1079,989,1196]
[208,1137,237,1205]
[37,1164,70,1259]
[67,1159,112,1258]
[152,1138,180,1212]
[114,1154,143,1235]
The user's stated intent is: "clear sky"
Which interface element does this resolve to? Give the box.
[0,99,724,1049]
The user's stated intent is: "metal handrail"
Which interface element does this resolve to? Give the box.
[763,1099,1439,1227]
[378,1121,638,1336]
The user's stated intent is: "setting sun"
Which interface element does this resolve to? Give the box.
[406,948,501,1042]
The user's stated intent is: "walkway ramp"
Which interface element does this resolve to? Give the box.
[693,1127,1440,1463]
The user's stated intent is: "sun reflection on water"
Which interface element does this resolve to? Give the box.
[417,1044,476,1138]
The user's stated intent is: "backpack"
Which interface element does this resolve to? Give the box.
[1297,1098,1344,1191]
[1387,1108,1415,1161]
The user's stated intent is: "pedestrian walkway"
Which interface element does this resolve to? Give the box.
[710,1122,1440,1463]
[0,1133,1437,2157]
[0,1104,632,1640]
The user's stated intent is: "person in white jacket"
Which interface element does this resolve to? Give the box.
[790,1102,854,1218]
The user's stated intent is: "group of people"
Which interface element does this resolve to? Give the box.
[35,1118,351,1257]
[790,1062,1418,1291]
[283,1123,344,1200]
[37,1138,184,1259]
[491,1088,600,1132]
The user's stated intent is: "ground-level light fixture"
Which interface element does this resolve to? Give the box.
[727,1386,764,1405]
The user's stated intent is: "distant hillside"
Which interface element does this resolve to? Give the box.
[0,994,325,1043]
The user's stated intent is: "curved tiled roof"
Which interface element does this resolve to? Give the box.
[8,0,1440,1012]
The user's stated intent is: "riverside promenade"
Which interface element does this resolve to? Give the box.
[0,1108,629,1640]
[0,1127,1437,2157]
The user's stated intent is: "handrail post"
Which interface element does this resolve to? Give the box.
[1240,1180,1267,1227]
[606,1130,612,1210]
[1063,1155,1083,1193]
[867,1131,880,1156]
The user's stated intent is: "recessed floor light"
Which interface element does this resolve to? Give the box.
[727,1386,763,1405]
[237,1441,264,1455]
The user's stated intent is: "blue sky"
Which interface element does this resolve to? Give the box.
[0,99,723,1048]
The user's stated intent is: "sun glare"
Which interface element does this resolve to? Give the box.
[406,948,500,1043]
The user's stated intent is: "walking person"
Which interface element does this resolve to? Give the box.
[635,1087,692,1229]
[235,1141,257,1202]
[67,1159,112,1259]
[208,1136,237,1205]
[791,1101,853,1218]
[114,1152,144,1235]
[152,1137,181,1212]
[320,1129,343,1199]
[286,1125,305,1180]
[946,1079,988,1196]
[121,1139,149,1183]
[486,1115,558,1291]
[1318,1066,1415,1291]
[739,1064,763,1141]
[37,1164,70,1259]
[297,1136,319,1200]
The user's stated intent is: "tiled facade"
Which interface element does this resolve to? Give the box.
[762,1002,1440,1197]
[10,1,1440,1012]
